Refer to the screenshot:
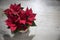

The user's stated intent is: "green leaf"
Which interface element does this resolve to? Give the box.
[31,21,36,26]
[13,29,19,33]
[21,7,24,9]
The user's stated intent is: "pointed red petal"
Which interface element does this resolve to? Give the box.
[29,8,33,13]
[27,21,32,25]
[10,26,17,32]
[19,20,26,24]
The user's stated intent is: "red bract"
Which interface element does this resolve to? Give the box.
[4,4,36,32]
[5,19,17,31]
[10,4,21,12]
[25,8,36,25]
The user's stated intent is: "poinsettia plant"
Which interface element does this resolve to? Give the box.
[4,4,36,33]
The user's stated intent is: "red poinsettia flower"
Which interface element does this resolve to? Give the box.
[25,7,36,25]
[10,4,21,12]
[5,19,17,32]
[4,3,36,32]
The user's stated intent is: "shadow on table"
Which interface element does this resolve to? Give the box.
[3,30,35,40]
